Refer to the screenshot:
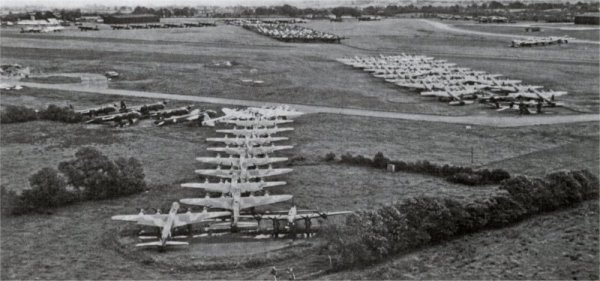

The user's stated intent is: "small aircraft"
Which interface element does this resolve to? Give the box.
[241,205,352,237]
[85,111,142,127]
[111,202,230,250]
[196,154,288,167]
[206,135,289,146]
[180,190,293,230]
[195,165,293,180]
[207,144,294,156]
[155,109,213,127]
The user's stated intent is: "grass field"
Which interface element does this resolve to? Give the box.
[0,17,598,280]
[1,18,598,114]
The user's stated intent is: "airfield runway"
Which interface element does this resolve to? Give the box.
[421,19,600,45]
[19,81,598,127]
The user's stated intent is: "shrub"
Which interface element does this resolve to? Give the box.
[58,147,146,200]
[1,186,25,216]
[447,172,482,185]
[0,105,38,123]
[39,104,83,123]
[21,168,78,211]
[324,152,336,162]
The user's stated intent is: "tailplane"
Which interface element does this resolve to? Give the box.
[135,241,189,247]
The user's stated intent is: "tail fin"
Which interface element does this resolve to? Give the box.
[202,115,216,127]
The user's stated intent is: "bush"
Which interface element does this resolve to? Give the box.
[58,147,146,200]
[0,105,38,123]
[324,169,598,268]
[1,186,25,216]
[447,172,482,185]
[39,104,83,123]
[21,168,78,211]
[324,152,336,162]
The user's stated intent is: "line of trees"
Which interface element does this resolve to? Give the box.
[1,147,146,216]
[4,1,596,22]
[329,152,510,186]
[322,169,598,268]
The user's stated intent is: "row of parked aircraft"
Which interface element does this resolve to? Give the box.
[74,101,215,127]
[20,26,65,33]
[337,54,568,114]
[110,22,216,30]
[111,105,352,250]
[511,36,570,48]
[243,22,342,43]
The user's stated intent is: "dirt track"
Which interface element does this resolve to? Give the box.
[421,19,600,45]
[19,81,599,127]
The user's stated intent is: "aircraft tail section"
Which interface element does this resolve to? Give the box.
[135,241,189,247]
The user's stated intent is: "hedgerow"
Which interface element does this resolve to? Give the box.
[336,152,510,186]
[323,169,598,268]
[0,104,83,124]
[0,105,38,123]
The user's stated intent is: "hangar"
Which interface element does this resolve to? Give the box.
[574,13,600,25]
[101,14,160,24]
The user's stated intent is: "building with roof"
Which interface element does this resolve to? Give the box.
[101,14,159,25]
[574,13,599,25]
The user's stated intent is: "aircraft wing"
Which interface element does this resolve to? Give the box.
[112,214,168,227]
[240,194,293,209]
[173,211,231,227]
[240,213,287,220]
[179,198,233,209]
[296,211,353,219]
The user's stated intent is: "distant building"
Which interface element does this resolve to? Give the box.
[574,13,599,25]
[101,14,159,24]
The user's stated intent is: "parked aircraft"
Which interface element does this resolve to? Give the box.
[75,103,118,117]
[111,202,230,250]
[206,135,289,146]
[78,26,99,31]
[121,101,166,113]
[241,206,352,237]
[195,165,293,180]
[196,154,288,167]
[221,118,293,127]
[180,190,292,230]
[156,109,212,127]
[85,111,142,127]
[246,106,305,119]
[151,106,192,120]
[181,176,286,194]
[207,144,294,156]
[216,126,294,137]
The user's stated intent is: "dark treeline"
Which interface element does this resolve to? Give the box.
[322,169,599,268]
[331,152,511,186]
[3,1,597,22]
